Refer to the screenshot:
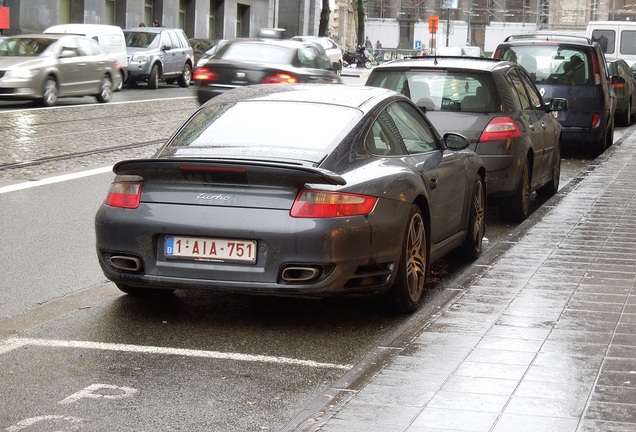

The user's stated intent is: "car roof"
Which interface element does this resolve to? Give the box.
[499,33,595,46]
[224,37,314,49]
[205,84,403,112]
[4,33,85,41]
[125,27,183,33]
[373,56,511,73]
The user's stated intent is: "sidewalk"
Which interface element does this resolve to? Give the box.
[285,128,636,432]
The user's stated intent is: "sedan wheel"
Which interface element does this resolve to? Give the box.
[538,142,560,197]
[95,76,113,103]
[388,205,427,313]
[501,159,530,223]
[41,77,58,107]
[461,176,486,260]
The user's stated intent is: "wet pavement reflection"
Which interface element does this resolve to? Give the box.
[288,128,636,431]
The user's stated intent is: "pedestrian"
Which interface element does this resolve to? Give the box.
[365,36,372,50]
[139,22,146,27]
[152,19,160,27]
[375,40,382,50]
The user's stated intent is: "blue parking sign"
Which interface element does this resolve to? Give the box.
[415,40,421,50]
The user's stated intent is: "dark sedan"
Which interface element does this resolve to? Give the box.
[366,56,567,222]
[607,58,636,126]
[95,84,486,313]
[193,38,340,104]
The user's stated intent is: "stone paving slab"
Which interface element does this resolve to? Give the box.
[286,130,636,431]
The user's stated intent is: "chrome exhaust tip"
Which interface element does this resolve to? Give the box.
[109,255,142,272]
[281,266,322,282]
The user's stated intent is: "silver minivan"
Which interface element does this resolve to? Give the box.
[124,27,193,89]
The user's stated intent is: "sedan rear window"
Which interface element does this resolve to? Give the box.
[161,101,362,158]
[218,43,292,64]
[368,70,501,113]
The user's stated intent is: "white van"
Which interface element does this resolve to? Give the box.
[44,24,128,90]
[586,21,636,71]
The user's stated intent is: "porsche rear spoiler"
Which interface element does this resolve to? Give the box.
[112,158,347,186]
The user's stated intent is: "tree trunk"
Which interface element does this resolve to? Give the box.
[318,0,330,37]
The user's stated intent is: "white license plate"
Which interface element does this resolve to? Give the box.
[165,236,257,263]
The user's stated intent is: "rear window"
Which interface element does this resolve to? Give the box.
[498,45,591,85]
[217,42,292,64]
[159,101,362,157]
[368,69,501,113]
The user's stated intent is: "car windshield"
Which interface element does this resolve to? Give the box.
[498,45,591,85]
[0,38,57,56]
[217,42,292,63]
[368,70,501,113]
[160,101,362,157]
[124,31,159,48]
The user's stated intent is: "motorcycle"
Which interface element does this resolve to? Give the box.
[343,46,373,69]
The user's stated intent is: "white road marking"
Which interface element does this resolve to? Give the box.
[0,337,352,369]
[0,166,113,194]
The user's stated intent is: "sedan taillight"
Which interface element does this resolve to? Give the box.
[193,68,219,82]
[105,181,143,209]
[290,190,377,218]
[479,116,522,142]
[262,73,298,84]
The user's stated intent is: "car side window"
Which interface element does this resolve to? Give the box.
[366,117,401,156]
[160,32,172,49]
[298,46,319,68]
[508,70,533,110]
[169,32,181,49]
[387,101,438,154]
[518,69,543,109]
[60,38,81,57]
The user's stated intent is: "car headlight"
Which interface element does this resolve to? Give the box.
[9,68,36,79]
[131,54,150,62]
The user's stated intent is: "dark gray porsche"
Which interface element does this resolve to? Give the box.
[94,84,486,312]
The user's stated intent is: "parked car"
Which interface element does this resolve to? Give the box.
[94,84,486,313]
[193,38,340,104]
[44,24,128,91]
[123,27,193,88]
[291,36,343,75]
[493,34,616,157]
[607,58,636,126]
[188,38,216,66]
[0,34,119,106]
[366,56,567,222]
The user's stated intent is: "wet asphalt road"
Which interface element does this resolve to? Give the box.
[0,83,624,430]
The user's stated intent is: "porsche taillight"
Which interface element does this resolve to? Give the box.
[105,181,143,209]
[479,116,522,142]
[290,190,377,218]
[193,68,219,82]
[262,73,298,84]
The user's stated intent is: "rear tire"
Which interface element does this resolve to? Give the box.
[501,159,530,223]
[177,63,191,87]
[95,75,113,103]
[537,142,561,197]
[387,205,427,313]
[461,176,486,260]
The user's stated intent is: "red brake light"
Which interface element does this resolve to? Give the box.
[591,113,601,127]
[262,73,298,84]
[105,181,143,209]
[612,82,625,89]
[193,68,219,82]
[290,191,377,218]
[479,116,522,142]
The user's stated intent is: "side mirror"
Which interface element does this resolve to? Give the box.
[610,75,626,85]
[443,133,470,150]
[547,98,568,112]
[162,44,172,51]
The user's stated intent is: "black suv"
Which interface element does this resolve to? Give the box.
[366,56,567,222]
[493,34,616,156]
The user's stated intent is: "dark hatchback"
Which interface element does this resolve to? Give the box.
[366,56,566,222]
[607,58,636,126]
[493,34,616,156]
[193,38,340,104]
